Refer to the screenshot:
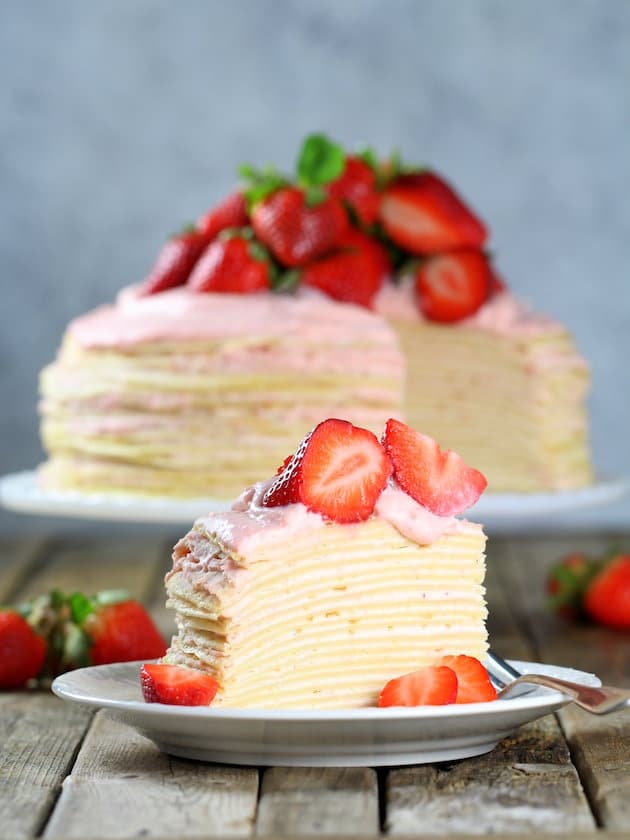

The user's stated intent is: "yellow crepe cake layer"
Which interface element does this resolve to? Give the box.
[391,317,592,493]
[162,510,487,709]
[39,289,404,498]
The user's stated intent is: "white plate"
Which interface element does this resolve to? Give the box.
[0,471,230,523]
[52,659,599,767]
[1,470,626,526]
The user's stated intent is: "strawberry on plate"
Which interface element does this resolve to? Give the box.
[382,418,487,516]
[378,665,458,707]
[188,233,272,293]
[262,418,392,523]
[139,228,208,295]
[584,554,630,630]
[439,655,497,703]
[326,155,381,227]
[0,611,47,689]
[380,171,487,254]
[301,228,390,308]
[251,186,348,267]
[414,250,491,323]
[141,663,219,706]
[196,191,248,241]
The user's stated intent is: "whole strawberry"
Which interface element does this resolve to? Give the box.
[326,155,381,227]
[0,611,47,689]
[188,232,272,293]
[545,552,600,621]
[584,554,630,630]
[78,593,168,666]
[252,186,348,267]
[244,133,349,267]
[140,228,207,295]
[301,228,390,308]
[196,191,248,241]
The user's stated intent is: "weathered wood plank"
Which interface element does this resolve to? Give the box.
[44,712,259,839]
[493,534,630,832]
[0,693,92,839]
[386,714,595,835]
[255,767,379,836]
[11,536,166,605]
[0,537,47,602]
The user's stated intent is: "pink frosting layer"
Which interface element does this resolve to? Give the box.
[374,280,564,337]
[68,285,398,350]
[188,478,465,556]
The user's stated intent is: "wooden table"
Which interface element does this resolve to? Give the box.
[1,530,629,839]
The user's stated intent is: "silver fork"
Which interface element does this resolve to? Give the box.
[487,650,630,715]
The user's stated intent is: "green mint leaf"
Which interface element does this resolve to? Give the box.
[297,133,345,187]
[304,185,327,207]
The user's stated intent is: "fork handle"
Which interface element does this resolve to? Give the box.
[506,674,630,714]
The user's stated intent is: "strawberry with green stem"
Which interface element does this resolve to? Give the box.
[188,228,273,293]
[244,134,349,267]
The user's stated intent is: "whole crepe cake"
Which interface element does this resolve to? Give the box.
[39,134,592,498]
[142,418,498,709]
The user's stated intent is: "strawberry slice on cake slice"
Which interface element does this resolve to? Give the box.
[158,418,490,708]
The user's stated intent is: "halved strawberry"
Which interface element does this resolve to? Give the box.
[262,418,392,523]
[414,250,491,323]
[141,663,219,706]
[379,171,487,254]
[188,235,271,293]
[382,419,487,516]
[196,191,248,241]
[439,655,497,703]
[378,665,458,707]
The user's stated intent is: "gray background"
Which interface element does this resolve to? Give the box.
[1,0,629,532]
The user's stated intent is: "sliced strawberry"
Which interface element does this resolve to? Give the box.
[380,171,487,254]
[378,665,458,707]
[301,228,390,308]
[0,611,47,689]
[251,187,348,267]
[188,235,271,293]
[85,600,167,666]
[439,655,497,703]
[196,191,248,240]
[414,250,491,323]
[584,554,630,630]
[382,418,487,516]
[139,229,207,295]
[262,418,392,523]
[141,663,219,706]
[326,156,381,227]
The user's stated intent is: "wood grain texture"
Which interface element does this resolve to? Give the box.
[11,536,166,604]
[0,537,47,601]
[386,714,595,835]
[0,693,92,839]
[493,535,630,832]
[256,767,379,836]
[44,712,259,839]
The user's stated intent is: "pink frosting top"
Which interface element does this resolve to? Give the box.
[190,478,467,555]
[374,280,564,337]
[67,285,398,350]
